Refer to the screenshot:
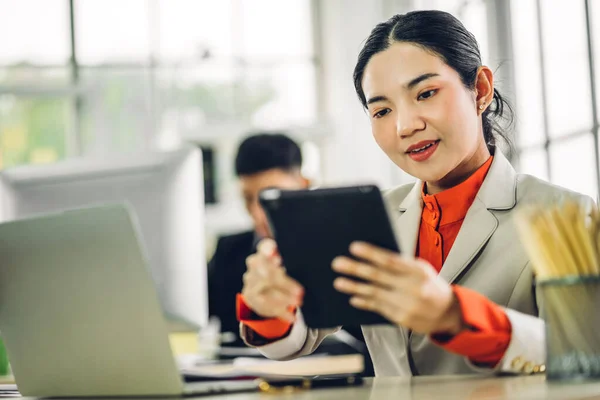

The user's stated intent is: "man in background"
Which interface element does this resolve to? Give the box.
[207,133,309,346]
[207,133,374,375]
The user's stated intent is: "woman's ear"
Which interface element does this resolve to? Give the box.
[475,66,494,115]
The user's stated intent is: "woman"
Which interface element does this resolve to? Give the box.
[236,10,593,376]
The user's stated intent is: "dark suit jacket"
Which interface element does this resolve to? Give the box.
[207,230,256,344]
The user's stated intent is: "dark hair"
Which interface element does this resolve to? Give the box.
[235,133,303,176]
[353,10,513,154]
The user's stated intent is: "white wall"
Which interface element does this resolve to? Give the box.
[316,0,416,190]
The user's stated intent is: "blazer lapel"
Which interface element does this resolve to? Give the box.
[394,182,423,256]
[439,151,518,283]
[438,198,498,283]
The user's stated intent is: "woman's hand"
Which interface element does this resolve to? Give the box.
[242,238,304,322]
[332,241,464,335]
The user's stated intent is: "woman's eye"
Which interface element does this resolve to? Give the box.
[373,108,391,118]
[418,89,437,101]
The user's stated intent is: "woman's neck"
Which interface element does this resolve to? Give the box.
[425,147,492,195]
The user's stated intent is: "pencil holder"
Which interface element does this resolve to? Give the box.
[539,275,600,381]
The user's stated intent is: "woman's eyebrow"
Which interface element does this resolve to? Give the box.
[405,73,440,89]
[365,72,440,105]
[366,95,389,106]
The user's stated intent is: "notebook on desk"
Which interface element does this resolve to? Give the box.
[179,353,364,380]
[0,205,259,397]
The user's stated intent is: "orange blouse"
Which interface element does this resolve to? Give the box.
[237,156,512,366]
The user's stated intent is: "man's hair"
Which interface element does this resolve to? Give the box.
[234,133,303,176]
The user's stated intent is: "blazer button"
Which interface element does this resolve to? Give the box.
[510,356,524,371]
[523,362,534,374]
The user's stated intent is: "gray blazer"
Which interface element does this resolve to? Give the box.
[242,151,594,376]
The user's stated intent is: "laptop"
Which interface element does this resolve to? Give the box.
[0,204,258,397]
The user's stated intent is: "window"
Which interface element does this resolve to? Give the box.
[517,148,549,181]
[0,95,70,169]
[549,134,597,199]
[242,62,317,128]
[0,0,72,169]
[156,0,234,60]
[237,0,313,60]
[511,0,600,199]
[539,0,592,137]
[78,68,153,155]
[510,0,545,148]
[75,0,151,65]
[0,0,318,169]
[0,0,70,65]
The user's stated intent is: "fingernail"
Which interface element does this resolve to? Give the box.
[350,242,363,252]
[259,239,276,254]
[331,257,343,269]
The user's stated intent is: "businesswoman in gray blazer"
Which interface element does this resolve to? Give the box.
[237,10,593,376]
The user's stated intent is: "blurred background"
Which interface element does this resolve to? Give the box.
[0,0,598,253]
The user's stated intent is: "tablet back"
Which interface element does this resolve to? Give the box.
[259,185,399,328]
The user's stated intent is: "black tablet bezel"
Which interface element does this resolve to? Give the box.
[259,185,399,329]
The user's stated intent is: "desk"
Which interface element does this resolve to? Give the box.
[197,375,598,399]
[13,375,600,399]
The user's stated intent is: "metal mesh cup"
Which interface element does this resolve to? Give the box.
[539,275,600,381]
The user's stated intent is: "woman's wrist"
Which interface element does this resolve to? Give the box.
[434,293,466,336]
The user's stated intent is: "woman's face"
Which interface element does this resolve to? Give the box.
[361,42,491,188]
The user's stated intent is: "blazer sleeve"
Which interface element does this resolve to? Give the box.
[240,308,340,361]
[466,262,546,374]
[492,308,545,373]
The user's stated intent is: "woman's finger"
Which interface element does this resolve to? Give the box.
[333,276,380,298]
[347,291,407,325]
[245,264,303,301]
[331,256,395,288]
[243,276,270,298]
[271,269,304,298]
[349,241,420,274]
[349,295,380,313]
[258,289,299,321]
[257,238,279,257]
[265,288,303,309]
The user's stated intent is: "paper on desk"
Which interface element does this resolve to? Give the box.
[218,346,261,357]
[180,354,364,379]
[0,384,19,398]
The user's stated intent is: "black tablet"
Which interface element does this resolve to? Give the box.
[258,185,399,329]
